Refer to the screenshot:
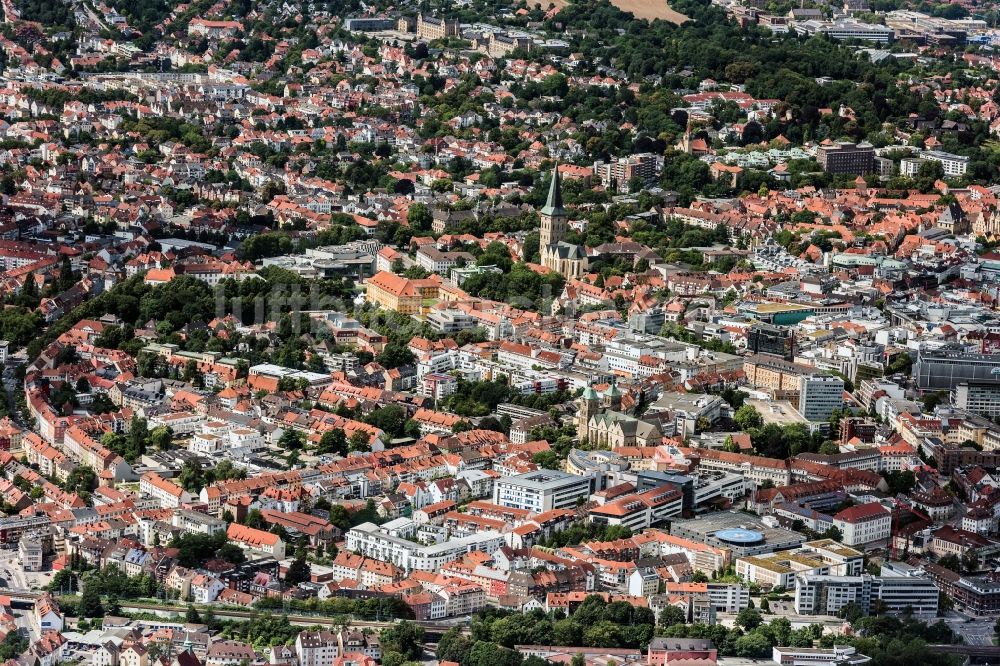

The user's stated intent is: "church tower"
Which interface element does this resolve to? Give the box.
[602,377,622,411]
[576,384,600,442]
[539,163,567,248]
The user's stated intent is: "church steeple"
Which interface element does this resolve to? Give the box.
[539,162,567,247]
[541,161,565,217]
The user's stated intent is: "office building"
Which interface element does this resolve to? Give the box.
[877,562,940,617]
[343,17,395,31]
[707,582,750,613]
[492,471,595,512]
[798,375,845,422]
[794,568,938,617]
[884,10,976,45]
[954,382,1000,416]
[794,573,877,615]
[772,646,870,666]
[793,18,893,43]
[914,347,1000,390]
[672,512,805,558]
[799,540,865,576]
[747,323,794,360]
[816,141,876,174]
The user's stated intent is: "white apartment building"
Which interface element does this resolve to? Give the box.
[140,472,193,508]
[493,471,594,512]
[296,631,340,666]
[920,149,970,177]
[148,411,205,436]
[19,537,42,572]
[707,582,750,614]
[172,509,226,536]
[345,521,505,572]
[603,335,692,378]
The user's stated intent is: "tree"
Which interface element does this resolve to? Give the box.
[937,554,961,573]
[186,604,202,623]
[466,641,521,666]
[735,607,762,631]
[79,579,104,618]
[839,601,864,623]
[327,504,351,530]
[285,548,311,586]
[64,465,97,494]
[437,627,473,663]
[734,404,763,431]
[178,461,205,493]
[659,605,686,627]
[963,548,980,574]
[377,343,415,369]
[216,543,246,565]
[819,441,841,455]
[244,509,266,530]
[735,632,771,658]
[279,428,305,450]
[532,450,562,470]
[883,470,916,496]
[349,431,371,452]
[759,597,770,613]
[381,621,425,661]
[365,405,407,438]
[149,425,173,451]
[0,632,27,661]
[317,428,348,455]
[407,203,432,232]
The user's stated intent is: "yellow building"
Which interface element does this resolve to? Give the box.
[742,354,814,393]
[416,13,459,41]
[365,271,441,315]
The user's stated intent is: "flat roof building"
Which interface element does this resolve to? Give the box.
[816,141,876,174]
[493,471,595,513]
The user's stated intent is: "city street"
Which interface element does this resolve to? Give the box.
[942,612,996,646]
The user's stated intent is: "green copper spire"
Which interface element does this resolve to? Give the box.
[540,162,565,217]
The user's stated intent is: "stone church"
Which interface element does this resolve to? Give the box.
[539,164,587,279]
[575,379,663,449]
